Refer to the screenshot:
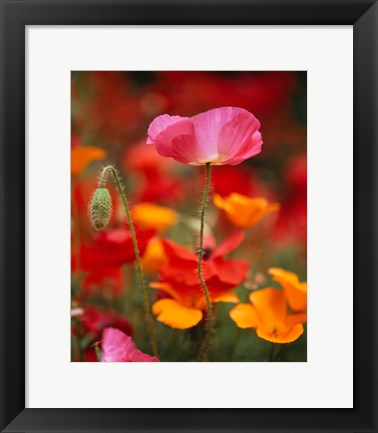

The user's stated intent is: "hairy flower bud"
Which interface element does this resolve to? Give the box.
[89,187,112,230]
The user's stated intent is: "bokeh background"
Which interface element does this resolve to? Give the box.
[71,71,307,362]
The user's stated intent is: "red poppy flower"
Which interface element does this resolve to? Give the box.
[160,230,248,290]
[80,228,156,268]
[151,231,249,329]
[72,228,155,294]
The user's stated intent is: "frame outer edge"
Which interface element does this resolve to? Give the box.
[0,0,26,432]
[353,2,378,431]
[0,0,377,432]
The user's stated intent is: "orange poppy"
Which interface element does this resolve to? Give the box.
[131,203,178,233]
[71,145,106,176]
[213,192,280,229]
[230,288,307,343]
[269,267,307,312]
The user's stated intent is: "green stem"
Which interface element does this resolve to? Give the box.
[197,163,213,362]
[100,166,159,357]
[268,343,281,362]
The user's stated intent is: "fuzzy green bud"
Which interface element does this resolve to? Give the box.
[89,187,112,231]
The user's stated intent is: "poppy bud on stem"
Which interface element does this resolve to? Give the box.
[92,165,159,358]
[89,187,112,231]
[197,162,214,361]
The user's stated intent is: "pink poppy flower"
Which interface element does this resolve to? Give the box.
[101,327,159,362]
[147,107,262,166]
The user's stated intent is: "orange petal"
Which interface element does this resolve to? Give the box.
[214,292,240,304]
[194,295,211,311]
[284,313,307,329]
[256,323,304,344]
[249,288,287,327]
[71,146,106,176]
[269,267,307,312]
[141,237,168,274]
[230,303,259,329]
[214,193,279,229]
[213,193,231,212]
[132,203,178,233]
[152,299,202,329]
[194,291,240,310]
[149,282,183,303]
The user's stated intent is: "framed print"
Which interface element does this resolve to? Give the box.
[70,69,307,365]
[1,1,377,432]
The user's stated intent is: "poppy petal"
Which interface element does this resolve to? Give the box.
[269,267,307,312]
[150,117,198,164]
[101,327,135,362]
[284,313,307,329]
[101,327,159,362]
[217,110,262,165]
[152,299,203,329]
[149,281,183,303]
[161,239,197,263]
[256,323,304,344]
[214,193,279,228]
[132,203,178,233]
[230,303,260,329]
[141,238,168,274]
[71,146,106,176]
[214,292,240,304]
[210,258,249,287]
[249,288,287,327]
[195,291,239,310]
[191,107,236,164]
[147,114,190,142]
[147,107,262,166]
[211,230,245,258]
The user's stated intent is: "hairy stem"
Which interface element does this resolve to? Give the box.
[100,166,159,357]
[197,162,213,362]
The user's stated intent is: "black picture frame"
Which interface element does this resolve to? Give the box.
[1,1,377,432]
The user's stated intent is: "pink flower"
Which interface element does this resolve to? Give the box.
[147,107,262,166]
[101,327,159,362]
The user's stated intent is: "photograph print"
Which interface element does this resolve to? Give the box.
[71,71,307,362]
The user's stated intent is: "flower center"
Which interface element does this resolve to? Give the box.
[189,153,227,166]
